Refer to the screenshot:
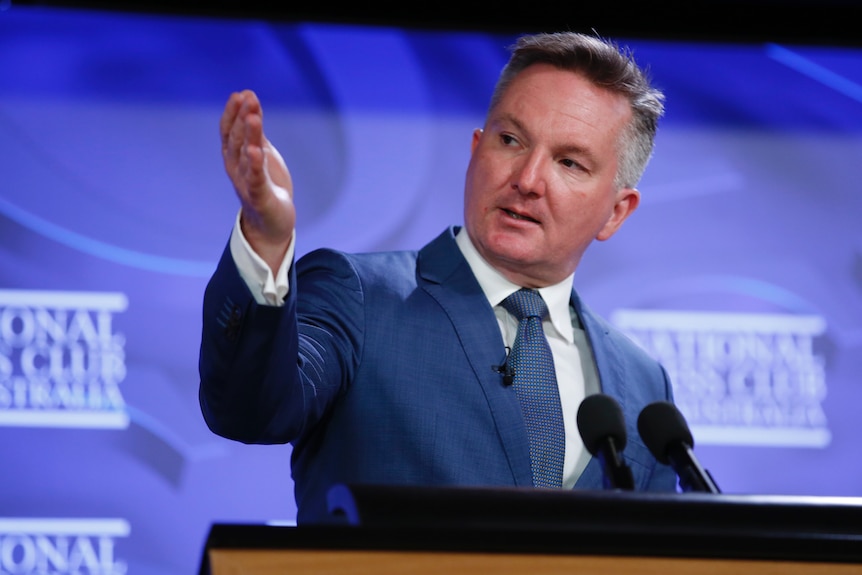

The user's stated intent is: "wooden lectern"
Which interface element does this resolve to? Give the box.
[200,485,862,574]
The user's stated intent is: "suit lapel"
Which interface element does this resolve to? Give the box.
[414,229,653,490]
[417,228,533,486]
[572,292,654,490]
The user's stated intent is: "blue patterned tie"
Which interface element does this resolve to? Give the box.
[501,288,565,488]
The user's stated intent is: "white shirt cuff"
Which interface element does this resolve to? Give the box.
[228,210,294,306]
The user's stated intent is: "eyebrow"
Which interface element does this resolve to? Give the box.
[496,112,599,167]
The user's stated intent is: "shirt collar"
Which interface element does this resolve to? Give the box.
[455,227,576,344]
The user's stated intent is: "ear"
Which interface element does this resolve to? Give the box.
[470,128,483,154]
[596,187,640,241]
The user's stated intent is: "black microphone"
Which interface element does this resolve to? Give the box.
[637,401,721,494]
[492,346,515,386]
[576,394,635,490]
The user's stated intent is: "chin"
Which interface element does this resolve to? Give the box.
[488,246,539,270]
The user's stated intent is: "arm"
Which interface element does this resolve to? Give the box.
[198,245,302,443]
[199,243,366,445]
[199,90,306,442]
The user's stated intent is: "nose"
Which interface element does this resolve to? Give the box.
[511,150,546,197]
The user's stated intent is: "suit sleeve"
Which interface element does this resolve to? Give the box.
[198,243,364,444]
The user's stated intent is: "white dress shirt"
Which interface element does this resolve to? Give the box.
[454,229,594,488]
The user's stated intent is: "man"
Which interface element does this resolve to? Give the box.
[199,31,678,524]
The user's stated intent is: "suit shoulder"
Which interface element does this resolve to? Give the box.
[297,247,421,292]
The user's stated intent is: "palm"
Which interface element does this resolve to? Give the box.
[221,90,297,271]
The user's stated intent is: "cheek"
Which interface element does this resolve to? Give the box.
[472,152,507,184]
[463,183,481,225]
[548,193,600,236]
[465,168,492,205]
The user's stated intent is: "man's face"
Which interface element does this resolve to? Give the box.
[463,63,640,288]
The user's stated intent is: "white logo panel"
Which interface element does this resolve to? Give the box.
[0,518,129,574]
[612,309,829,447]
[0,290,129,429]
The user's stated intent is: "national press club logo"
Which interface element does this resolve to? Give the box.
[0,290,128,429]
[612,309,829,448]
[0,518,129,575]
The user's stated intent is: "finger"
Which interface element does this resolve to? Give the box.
[242,118,266,188]
[242,143,267,203]
[245,110,263,150]
[223,91,262,155]
[226,94,262,170]
[219,92,244,154]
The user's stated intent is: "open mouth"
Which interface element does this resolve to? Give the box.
[504,209,539,224]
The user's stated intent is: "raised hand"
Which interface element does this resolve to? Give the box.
[220,90,296,273]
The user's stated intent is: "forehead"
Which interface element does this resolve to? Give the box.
[490,63,632,146]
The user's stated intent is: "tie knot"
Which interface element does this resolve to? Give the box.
[501,288,548,321]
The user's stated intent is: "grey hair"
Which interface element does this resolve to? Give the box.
[489,32,665,189]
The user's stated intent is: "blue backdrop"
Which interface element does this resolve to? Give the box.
[1,5,861,573]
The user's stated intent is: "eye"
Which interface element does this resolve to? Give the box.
[560,156,593,176]
[500,133,518,146]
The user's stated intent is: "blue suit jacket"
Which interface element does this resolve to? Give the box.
[199,227,677,523]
